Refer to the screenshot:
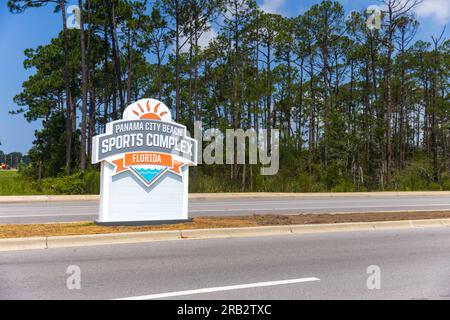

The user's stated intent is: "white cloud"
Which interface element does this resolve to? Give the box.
[260,0,286,14]
[198,27,218,49]
[179,23,218,53]
[415,0,450,24]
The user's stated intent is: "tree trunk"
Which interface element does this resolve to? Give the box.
[79,0,88,171]
[108,0,124,115]
[61,0,73,175]
[86,0,94,161]
[308,46,315,176]
[126,28,134,107]
[175,0,181,121]
[103,25,109,130]
[385,31,393,186]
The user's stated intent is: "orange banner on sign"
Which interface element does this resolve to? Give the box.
[112,152,184,175]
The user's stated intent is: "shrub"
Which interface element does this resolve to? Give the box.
[331,179,355,192]
[40,173,85,194]
[428,183,442,191]
[442,178,450,191]
[297,173,312,192]
[83,169,100,194]
[0,171,40,195]
[393,160,434,191]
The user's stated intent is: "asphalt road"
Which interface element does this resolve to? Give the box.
[0,194,449,224]
[1,227,449,299]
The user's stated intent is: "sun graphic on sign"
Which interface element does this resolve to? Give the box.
[132,100,168,120]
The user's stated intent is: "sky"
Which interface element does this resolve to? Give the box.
[0,0,449,154]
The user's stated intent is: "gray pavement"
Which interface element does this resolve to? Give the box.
[1,227,449,299]
[0,194,449,224]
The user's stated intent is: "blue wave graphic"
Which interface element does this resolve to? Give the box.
[132,166,165,184]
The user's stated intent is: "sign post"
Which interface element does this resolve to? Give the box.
[92,98,198,225]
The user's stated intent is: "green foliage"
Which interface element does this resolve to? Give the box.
[0,150,27,169]
[37,169,100,195]
[3,159,450,195]
[0,169,100,195]
[0,171,41,195]
[26,111,80,178]
[39,173,85,194]
[83,169,101,194]
[330,179,355,192]
[392,160,442,191]
[6,0,450,194]
[442,177,450,191]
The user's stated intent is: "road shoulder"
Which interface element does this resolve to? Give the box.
[1,191,450,203]
[1,216,449,252]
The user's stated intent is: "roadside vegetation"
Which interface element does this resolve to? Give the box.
[0,170,100,195]
[0,171,39,195]
[1,159,449,195]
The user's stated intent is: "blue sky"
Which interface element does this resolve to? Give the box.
[0,0,449,154]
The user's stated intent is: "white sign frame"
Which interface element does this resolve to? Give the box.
[91,98,197,225]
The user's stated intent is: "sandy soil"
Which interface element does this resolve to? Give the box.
[1,211,450,239]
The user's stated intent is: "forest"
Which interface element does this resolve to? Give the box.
[6,0,450,193]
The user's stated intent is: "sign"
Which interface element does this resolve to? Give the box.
[92,98,198,225]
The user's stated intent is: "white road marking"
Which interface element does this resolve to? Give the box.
[0,205,96,210]
[192,199,450,207]
[0,213,96,218]
[0,203,449,218]
[193,203,450,212]
[1,197,449,210]
[115,277,320,300]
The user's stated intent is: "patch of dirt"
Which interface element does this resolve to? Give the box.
[252,211,450,225]
[1,211,450,239]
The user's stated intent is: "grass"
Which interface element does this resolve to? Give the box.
[0,170,101,195]
[1,211,450,239]
[0,171,44,195]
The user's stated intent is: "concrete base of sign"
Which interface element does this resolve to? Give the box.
[94,218,193,226]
